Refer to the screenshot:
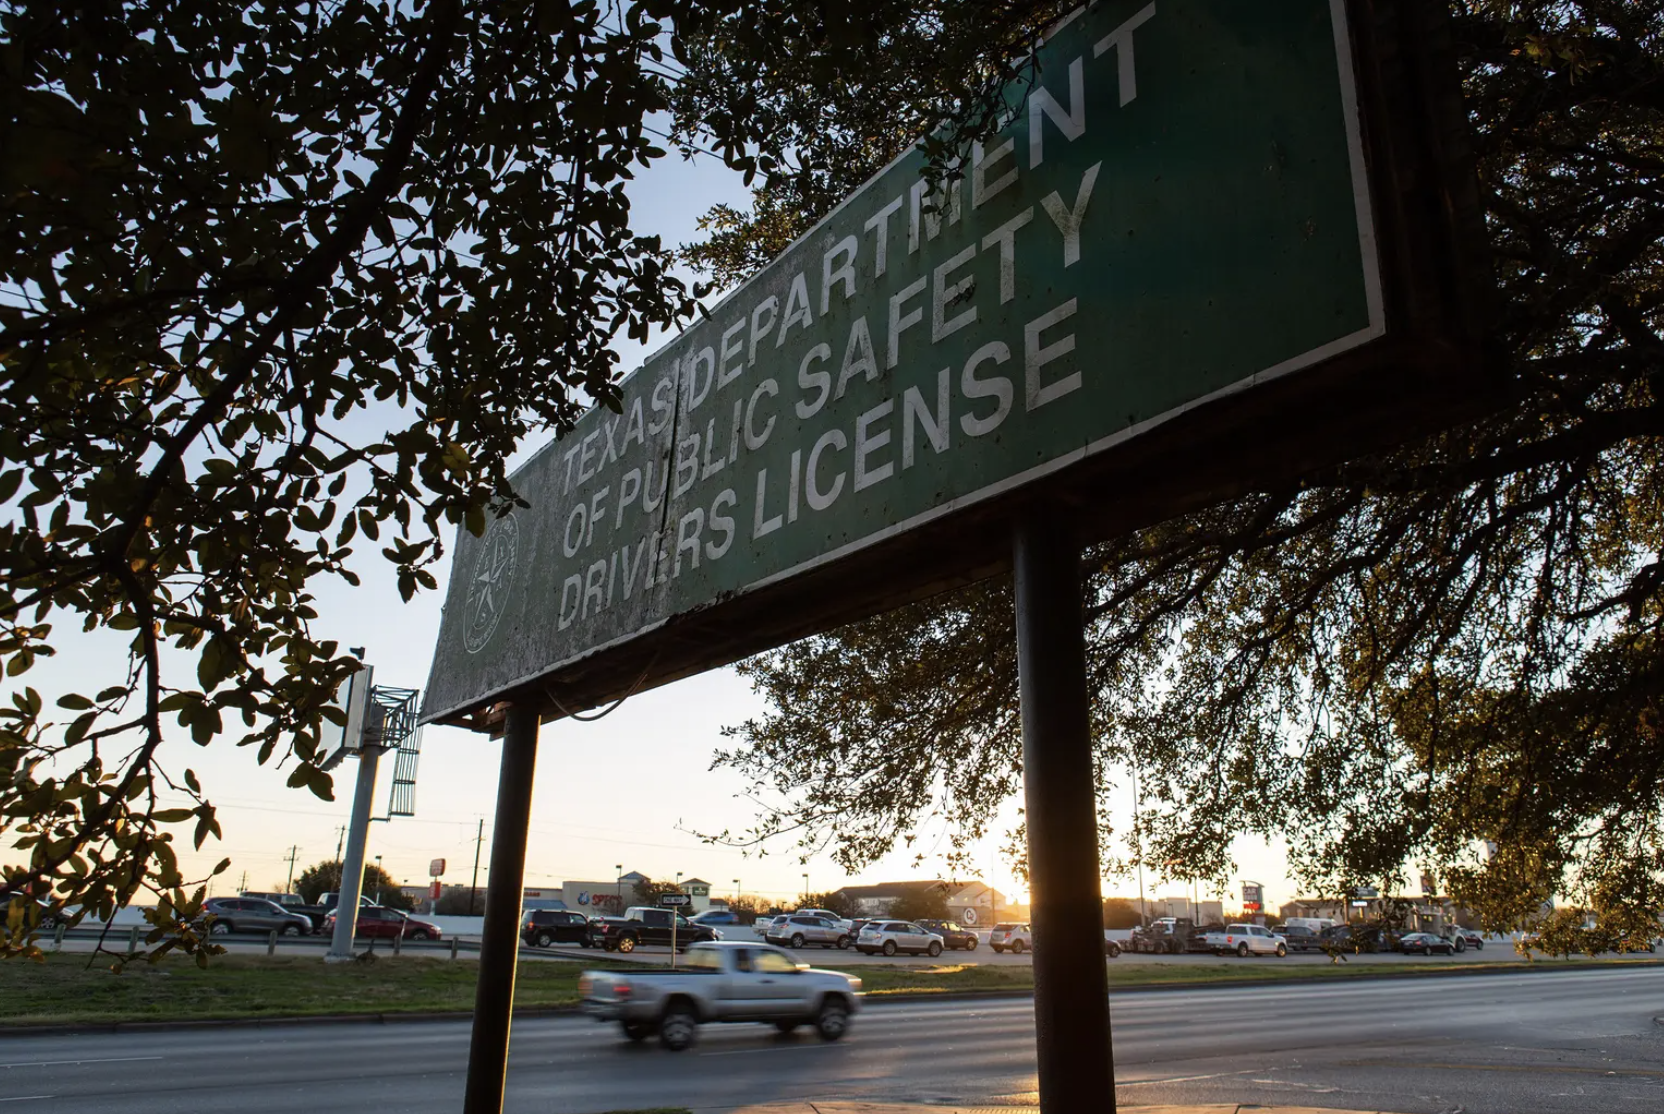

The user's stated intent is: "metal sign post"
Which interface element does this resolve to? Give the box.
[660,893,690,969]
[462,706,540,1114]
[1014,510,1114,1113]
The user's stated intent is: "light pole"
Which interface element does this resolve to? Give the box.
[802,872,809,903]
[1131,761,1147,928]
[615,864,623,909]
[374,855,383,904]
[733,878,740,904]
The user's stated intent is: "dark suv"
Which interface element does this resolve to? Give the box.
[522,909,593,948]
[917,920,979,950]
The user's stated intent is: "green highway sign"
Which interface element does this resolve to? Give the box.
[422,0,1390,725]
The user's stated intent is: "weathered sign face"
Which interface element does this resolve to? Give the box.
[422,0,1384,725]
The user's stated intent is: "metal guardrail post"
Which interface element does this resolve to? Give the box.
[394,931,402,956]
[127,925,141,956]
[268,930,278,956]
[450,938,459,960]
[53,923,65,951]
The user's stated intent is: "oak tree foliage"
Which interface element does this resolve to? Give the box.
[690,0,1664,949]
[0,0,1056,958]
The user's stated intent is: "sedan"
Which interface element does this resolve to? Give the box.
[325,906,443,940]
[1399,932,1457,955]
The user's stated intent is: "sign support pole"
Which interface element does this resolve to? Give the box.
[1013,509,1115,1114]
[325,743,384,960]
[463,705,540,1114]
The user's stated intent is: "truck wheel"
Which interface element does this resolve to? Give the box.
[536,931,552,948]
[882,940,897,956]
[1237,942,1250,957]
[603,941,618,952]
[836,935,850,949]
[658,1002,698,1051]
[1275,943,1287,957]
[617,935,637,953]
[927,941,943,957]
[621,1020,651,1042]
[1011,939,1026,954]
[815,997,850,1041]
[790,934,806,949]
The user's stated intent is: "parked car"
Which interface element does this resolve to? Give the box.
[1448,927,1484,950]
[589,906,719,953]
[580,941,862,1050]
[989,923,1033,953]
[203,897,314,937]
[854,920,943,956]
[1102,933,1123,958]
[765,914,850,950]
[916,920,979,951]
[523,909,593,948]
[323,905,443,941]
[1400,932,1457,955]
[690,909,742,927]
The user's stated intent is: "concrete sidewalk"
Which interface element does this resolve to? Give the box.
[723,1104,1394,1114]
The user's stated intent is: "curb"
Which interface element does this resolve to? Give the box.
[5,957,1658,1037]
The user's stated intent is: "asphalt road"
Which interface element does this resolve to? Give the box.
[7,965,1661,1113]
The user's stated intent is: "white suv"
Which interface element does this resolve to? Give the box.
[793,907,854,933]
[1220,923,1287,957]
[855,920,943,956]
[989,923,1033,953]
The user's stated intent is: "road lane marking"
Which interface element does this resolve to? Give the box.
[0,1096,53,1102]
[0,1055,165,1069]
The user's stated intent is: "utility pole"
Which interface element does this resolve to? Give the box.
[334,825,347,862]
[469,818,485,916]
[238,870,247,893]
[284,845,301,893]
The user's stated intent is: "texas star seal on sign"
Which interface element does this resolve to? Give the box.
[463,513,518,655]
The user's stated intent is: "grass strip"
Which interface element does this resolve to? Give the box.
[0,952,1656,1027]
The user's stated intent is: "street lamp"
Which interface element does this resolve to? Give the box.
[802,872,809,902]
[373,855,383,904]
[616,864,623,906]
[733,878,740,901]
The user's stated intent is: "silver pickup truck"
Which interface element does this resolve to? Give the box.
[579,940,863,1050]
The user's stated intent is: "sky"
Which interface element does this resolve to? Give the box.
[4,137,1297,917]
